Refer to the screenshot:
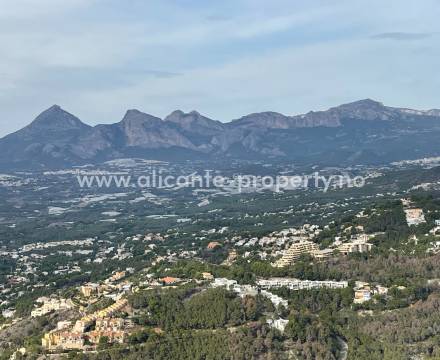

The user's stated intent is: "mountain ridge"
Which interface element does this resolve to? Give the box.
[10,98,439,133]
[1,99,440,169]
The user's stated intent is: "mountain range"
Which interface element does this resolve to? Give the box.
[1,99,440,169]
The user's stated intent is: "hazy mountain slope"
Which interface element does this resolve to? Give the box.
[0,105,91,168]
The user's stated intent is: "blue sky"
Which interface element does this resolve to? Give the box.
[0,0,439,136]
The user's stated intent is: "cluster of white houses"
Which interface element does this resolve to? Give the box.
[211,278,288,308]
[31,297,74,318]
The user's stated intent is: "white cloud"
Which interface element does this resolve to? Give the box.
[0,0,440,136]
[56,33,440,125]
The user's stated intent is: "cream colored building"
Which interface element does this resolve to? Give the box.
[72,298,128,333]
[96,317,124,332]
[31,298,73,318]
[353,289,372,304]
[80,283,99,297]
[88,330,126,344]
[42,331,84,351]
[310,248,334,260]
[273,240,319,267]
[107,271,126,283]
[202,272,214,280]
[404,208,426,226]
[42,298,130,351]
[337,240,373,255]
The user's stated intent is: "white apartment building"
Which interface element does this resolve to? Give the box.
[31,298,73,318]
[257,278,348,291]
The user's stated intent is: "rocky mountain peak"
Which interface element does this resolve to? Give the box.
[164,110,205,122]
[231,111,291,129]
[120,109,162,127]
[164,110,186,123]
[124,109,143,116]
[164,109,224,134]
[330,99,395,121]
[28,105,89,131]
[339,98,384,108]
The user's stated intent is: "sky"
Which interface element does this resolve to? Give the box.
[0,0,439,136]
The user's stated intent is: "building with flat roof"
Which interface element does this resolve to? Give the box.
[88,330,125,344]
[42,331,84,351]
[404,208,426,226]
[80,283,99,297]
[201,272,214,280]
[337,240,372,255]
[31,298,73,318]
[310,248,334,260]
[273,240,319,267]
[160,276,181,285]
[354,289,372,304]
[42,298,131,351]
[257,278,348,291]
[96,318,124,332]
